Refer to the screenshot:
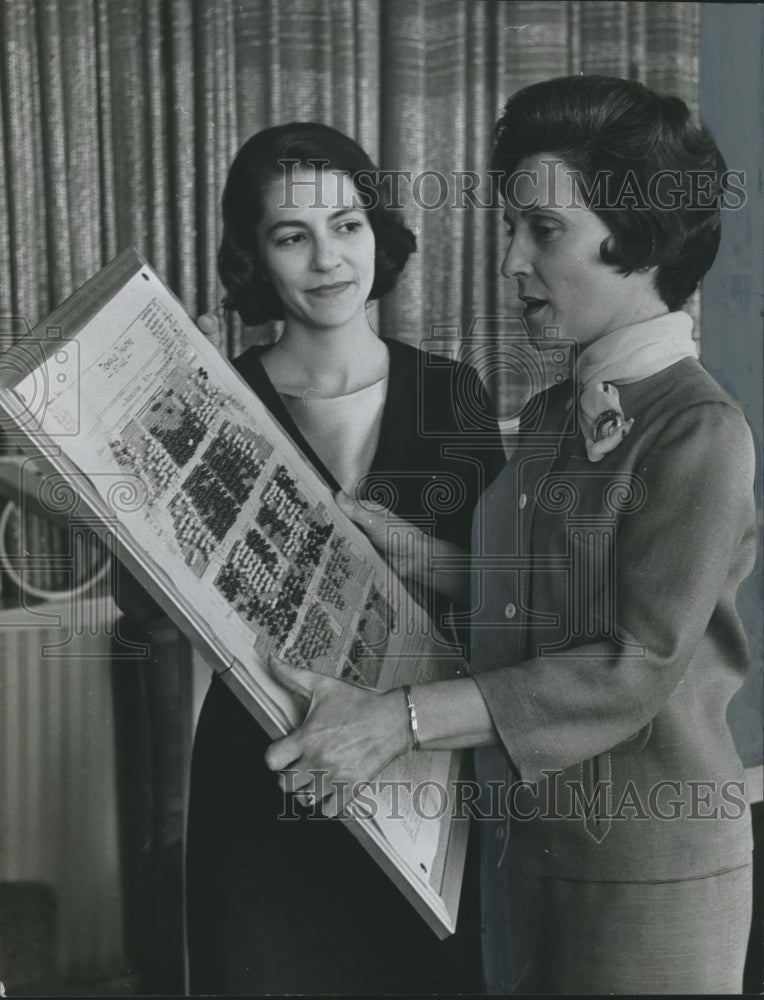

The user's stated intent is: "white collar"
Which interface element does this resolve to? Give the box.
[577,311,698,390]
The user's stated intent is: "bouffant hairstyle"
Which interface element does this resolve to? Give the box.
[492,76,730,310]
[219,122,416,325]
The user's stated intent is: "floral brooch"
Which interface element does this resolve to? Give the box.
[579,382,634,462]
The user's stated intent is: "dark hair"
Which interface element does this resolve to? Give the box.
[219,122,416,325]
[492,76,728,310]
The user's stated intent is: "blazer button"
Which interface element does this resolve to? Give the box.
[504,602,517,620]
[518,492,527,509]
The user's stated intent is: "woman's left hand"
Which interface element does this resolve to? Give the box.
[336,491,469,604]
[264,654,409,817]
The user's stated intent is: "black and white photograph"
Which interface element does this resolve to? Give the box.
[0,1,761,996]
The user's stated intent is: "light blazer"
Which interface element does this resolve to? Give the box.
[471,356,756,883]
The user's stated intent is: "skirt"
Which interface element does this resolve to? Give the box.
[185,676,483,995]
[483,861,753,994]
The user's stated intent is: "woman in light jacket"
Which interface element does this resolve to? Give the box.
[266,77,757,993]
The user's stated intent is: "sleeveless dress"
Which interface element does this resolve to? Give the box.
[186,338,506,994]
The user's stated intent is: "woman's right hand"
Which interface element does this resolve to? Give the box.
[335,491,469,604]
[196,313,226,353]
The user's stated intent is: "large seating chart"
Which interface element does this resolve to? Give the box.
[0,249,468,938]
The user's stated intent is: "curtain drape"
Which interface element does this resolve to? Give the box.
[0,0,702,987]
[0,0,699,355]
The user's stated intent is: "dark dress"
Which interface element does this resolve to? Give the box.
[186,338,505,995]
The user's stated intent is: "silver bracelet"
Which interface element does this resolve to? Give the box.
[402,684,421,752]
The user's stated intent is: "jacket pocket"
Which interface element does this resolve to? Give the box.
[579,752,612,843]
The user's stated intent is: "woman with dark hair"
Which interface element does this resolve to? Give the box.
[185,122,503,994]
[267,80,756,993]
[218,123,417,327]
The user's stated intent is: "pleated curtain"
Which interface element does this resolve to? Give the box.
[0,0,699,359]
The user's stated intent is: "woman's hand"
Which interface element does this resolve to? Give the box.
[264,655,409,817]
[335,490,469,604]
[196,313,226,353]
